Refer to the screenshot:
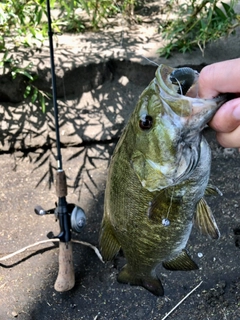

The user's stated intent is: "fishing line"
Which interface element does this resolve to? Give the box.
[162,74,183,226]
[162,68,194,226]
[162,188,174,227]
[141,56,159,67]
[174,77,183,96]
[0,239,104,264]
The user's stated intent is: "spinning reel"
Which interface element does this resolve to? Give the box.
[34,202,86,235]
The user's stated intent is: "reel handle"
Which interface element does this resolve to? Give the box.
[54,241,75,292]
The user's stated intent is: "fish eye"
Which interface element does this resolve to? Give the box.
[139,114,153,130]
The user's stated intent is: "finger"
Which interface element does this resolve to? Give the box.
[215,126,240,148]
[209,98,240,133]
[199,58,240,99]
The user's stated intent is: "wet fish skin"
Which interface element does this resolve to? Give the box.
[99,64,226,296]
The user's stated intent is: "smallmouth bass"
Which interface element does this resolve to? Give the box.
[99,64,226,296]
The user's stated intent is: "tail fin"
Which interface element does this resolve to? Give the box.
[117,264,164,296]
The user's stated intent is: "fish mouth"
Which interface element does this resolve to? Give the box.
[156,64,197,98]
[169,67,199,96]
[155,64,227,129]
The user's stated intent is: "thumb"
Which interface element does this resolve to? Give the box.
[209,98,240,148]
[199,59,240,99]
[209,98,240,133]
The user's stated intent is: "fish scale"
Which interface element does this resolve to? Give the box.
[99,64,227,296]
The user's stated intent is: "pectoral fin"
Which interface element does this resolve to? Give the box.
[162,250,198,271]
[194,198,220,239]
[99,219,121,261]
[205,185,222,196]
[147,189,166,220]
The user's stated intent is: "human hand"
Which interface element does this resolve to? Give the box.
[198,58,240,148]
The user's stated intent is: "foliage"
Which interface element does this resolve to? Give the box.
[0,0,47,50]
[0,0,136,110]
[0,0,136,46]
[158,0,240,58]
[0,51,49,111]
[80,0,119,29]
[0,0,49,111]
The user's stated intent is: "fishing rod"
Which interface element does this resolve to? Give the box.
[34,0,86,292]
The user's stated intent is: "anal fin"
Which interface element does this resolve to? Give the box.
[117,264,164,296]
[162,250,198,271]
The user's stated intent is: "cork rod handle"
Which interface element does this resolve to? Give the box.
[54,241,75,292]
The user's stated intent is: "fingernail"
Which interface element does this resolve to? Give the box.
[233,105,240,120]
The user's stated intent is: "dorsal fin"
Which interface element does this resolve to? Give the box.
[194,198,220,239]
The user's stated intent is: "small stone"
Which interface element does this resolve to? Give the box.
[12,311,18,317]
[198,252,203,258]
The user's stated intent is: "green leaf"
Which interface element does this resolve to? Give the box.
[31,88,38,103]
[221,2,235,18]
[11,70,17,78]
[40,93,46,113]
[12,68,34,80]
[24,85,32,98]
[36,8,43,25]
[200,19,207,30]
[214,6,227,20]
